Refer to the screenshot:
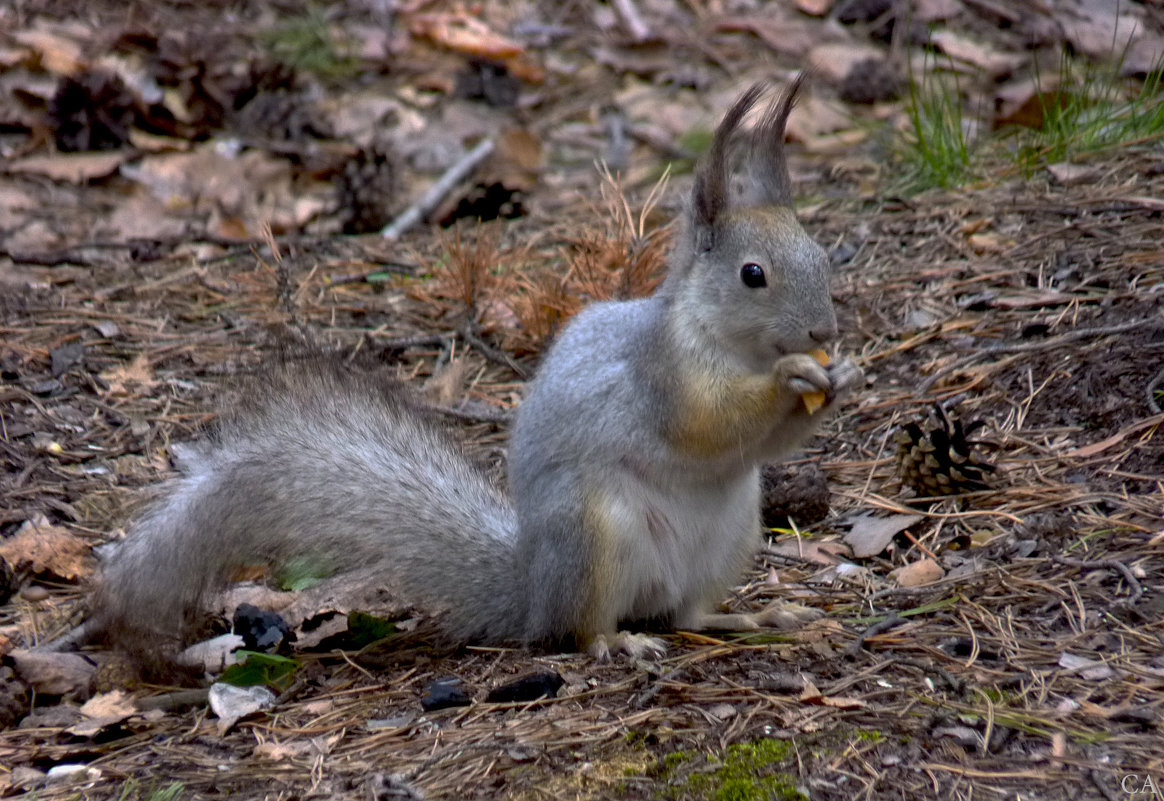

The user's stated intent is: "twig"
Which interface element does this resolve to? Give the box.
[1051,554,1144,603]
[919,317,1160,393]
[1089,769,1124,801]
[458,320,529,379]
[432,402,511,425]
[611,0,652,42]
[1147,367,1163,414]
[137,688,212,712]
[844,612,906,656]
[36,620,97,652]
[378,333,454,351]
[381,139,496,240]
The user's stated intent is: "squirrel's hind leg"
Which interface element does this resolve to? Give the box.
[678,602,823,633]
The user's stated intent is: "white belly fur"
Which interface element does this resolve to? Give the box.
[598,466,760,623]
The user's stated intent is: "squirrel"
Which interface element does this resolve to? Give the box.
[94,77,864,666]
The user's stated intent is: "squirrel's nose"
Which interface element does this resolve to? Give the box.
[809,322,838,344]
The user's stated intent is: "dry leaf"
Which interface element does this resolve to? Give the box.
[843,513,923,558]
[930,31,1024,77]
[0,515,93,580]
[6,152,129,184]
[766,539,852,566]
[786,97,851,143]
[13,27,86,75]
[1060,5,1140,59]
[914,0,963,22]
[798,679,867,709]
[1059,652,1116,681]
[795,0,834,16]
[10,650,96,696]
[994,77,1065,129]
[806,43,885,83]
[713,15,819,57]
[423,356,471,407]
[410,13,524,60]
[100,354,157,397]
[890,557,945,587]
[966,232,1012,254]
[68,690,137,736]
[1047,163,1099,186]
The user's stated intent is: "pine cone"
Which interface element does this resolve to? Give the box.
[895,403,998,497]
[336,142,398,234]
[49,71,140,152]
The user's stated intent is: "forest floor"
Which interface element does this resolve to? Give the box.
[1,1,1163,799]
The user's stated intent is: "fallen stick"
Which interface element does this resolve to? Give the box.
[381,138,496,240]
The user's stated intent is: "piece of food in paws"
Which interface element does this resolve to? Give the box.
[801,350,830,414]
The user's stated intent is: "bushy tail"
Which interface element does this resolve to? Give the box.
[94,361,525,665]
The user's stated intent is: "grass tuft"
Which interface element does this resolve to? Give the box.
[261,7,358,79]
[1015,55,1164,170]
[898,65,977,192]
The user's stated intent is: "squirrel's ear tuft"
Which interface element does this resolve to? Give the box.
[742,74,804,209]
[689,82,766,248]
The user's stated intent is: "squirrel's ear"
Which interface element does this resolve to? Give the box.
[689,82,766,249]
[740,74,804,209]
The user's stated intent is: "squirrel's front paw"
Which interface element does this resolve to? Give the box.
[826,357,864,399]
[775,353,832,398]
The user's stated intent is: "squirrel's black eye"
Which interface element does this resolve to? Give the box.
[740,263,766,288]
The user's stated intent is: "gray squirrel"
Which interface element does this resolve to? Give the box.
[94,78,864,664]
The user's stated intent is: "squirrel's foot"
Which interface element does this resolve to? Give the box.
[586,631,667,662]
[683,602,823,633]
[751,600,824,629]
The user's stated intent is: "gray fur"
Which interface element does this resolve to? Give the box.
[96,79,862,663]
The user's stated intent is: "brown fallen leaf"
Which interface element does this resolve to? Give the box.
[913,0,963,22]
[843,513,923,558]
[795,0,834,16]
[10,650,96,696]
[410,13,524,60]
[68,690,137,736]
[966,231,1014,254]
[713,15,819,58]
[806,43,885,84]
[930,31,1024,77]
[766,539,852,566]
[5,151,130,184]
[798,678,868,709]
[994,77,1066,129]
[13,26,87,75]
[0,515,93,581]
[786,97,851,143]
[1046,163,1099,186]
[890,557,945,587]
[100,354,158,397]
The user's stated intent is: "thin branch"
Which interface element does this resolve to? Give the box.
[381,139,496,240]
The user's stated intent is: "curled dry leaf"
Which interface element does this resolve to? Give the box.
[67,689,137,736]
[843,513,923,559]
[0,515,93,581]
[5,152,129,184]
[410,13,524,60]
[10,650,96,696]
[890,557,945,587]
[100,354,157,397]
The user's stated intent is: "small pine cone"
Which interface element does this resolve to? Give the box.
[0,666,30,728]
[49,71,140,152]
[894,404,998,497]
[336,143,398,234]
[760,463,831,528]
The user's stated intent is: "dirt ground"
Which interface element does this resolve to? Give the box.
[1,1,1163,799]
